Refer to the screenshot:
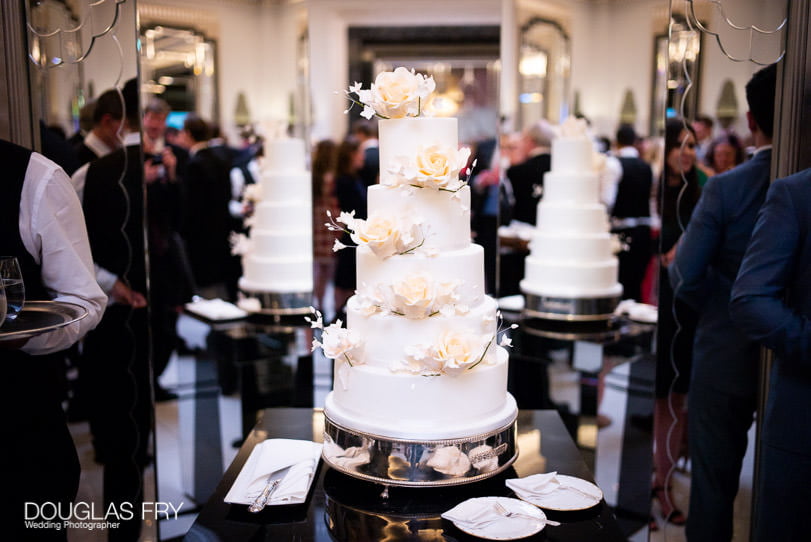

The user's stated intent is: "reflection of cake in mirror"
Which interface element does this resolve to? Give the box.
[235,138,313,313]
[311,69,518,486]
[521,117,622,320]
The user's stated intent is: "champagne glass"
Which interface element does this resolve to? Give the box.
[0,256,24,321]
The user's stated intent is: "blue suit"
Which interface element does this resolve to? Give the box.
[670,149,771,541]
[731,167,811,542]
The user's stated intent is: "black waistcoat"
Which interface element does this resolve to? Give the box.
[613,156,653,219]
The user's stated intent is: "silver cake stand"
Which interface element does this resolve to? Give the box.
[238,285,313,317]
[522,292,622,322]
[322,411,519,488]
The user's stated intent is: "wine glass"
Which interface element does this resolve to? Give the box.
[0,256,24,321]
[0,280,6,326]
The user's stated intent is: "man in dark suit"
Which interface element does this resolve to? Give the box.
[178,114,234,299]
[670,64,776,541]
[506,120,554,225]
[731,163,811,542]
[352,119,380,187]
[611,124,653,302]
[81,79,151,542]
[73,89,124,166]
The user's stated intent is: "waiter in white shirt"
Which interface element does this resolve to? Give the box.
[0,138,106,540]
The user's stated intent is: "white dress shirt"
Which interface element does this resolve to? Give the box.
[18,152,107,354]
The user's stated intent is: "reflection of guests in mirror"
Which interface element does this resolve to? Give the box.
[609,124,654,302]
[143,97,189,182]
[312,139,340,316]
[67,100,95,148]
[505,120,554,225]
[671,64,776,542]
[691,114,714,162]
[73,89,124,167]
[651,118,705,528]
[730,164,811,542]
[178,114,235,300]
[1,137,106,540]
[352,119,379,187]
[333,138,367,314]
[705,132,745,176]
[79,78,152,542]
[71,89,125,201]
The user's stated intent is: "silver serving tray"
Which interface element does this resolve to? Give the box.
[0,300,88,341]
[322,412,518,487]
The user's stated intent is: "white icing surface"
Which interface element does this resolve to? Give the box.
[378,117,458,185]
[259,171,311,203]
[521,259,622,298]
[356,244,484,303]
[325,349,515,440]
[542,172,599,204]
[367,184,470,251]
[529,232,614,261]
[346,296,498,369]
[261,138,306,172]
[522,123,621,300]
[550,137,595,173]
[239,138,313,293]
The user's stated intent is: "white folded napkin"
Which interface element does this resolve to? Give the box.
[185,298,247,320]
[442,499,509,529]
[225,439,322,505]
[506,472,602,503]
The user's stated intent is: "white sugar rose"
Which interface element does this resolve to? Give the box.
[319,321,363,364]
[432,330,491,376]
[350,214,401,259]
[391,272,436,319]
[415,145,470,189]
[398,344,443,375]
[361,67,436,119]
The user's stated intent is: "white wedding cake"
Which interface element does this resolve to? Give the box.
[312,68,517,441]
[237,138,313,295]
[521,118,622,310]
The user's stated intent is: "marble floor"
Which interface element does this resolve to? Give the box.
[65,311,756,541]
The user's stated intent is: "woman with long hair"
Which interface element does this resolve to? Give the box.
[652,118,706,529]
[332,138,366,314]
[311,139,339,315]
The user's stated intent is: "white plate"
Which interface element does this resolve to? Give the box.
[515,474,602,511]
[444,496,547,540]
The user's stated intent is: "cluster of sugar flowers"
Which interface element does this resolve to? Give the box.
[354,273,468,320]
[325,210,428,260]
[385,144,473,193]
[307,309,363,367]
[343,67,436,119]
[396,311,517,377]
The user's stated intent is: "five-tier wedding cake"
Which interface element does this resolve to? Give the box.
[313,68,517,485]
[236,138,313,311]
[521,117,622,320]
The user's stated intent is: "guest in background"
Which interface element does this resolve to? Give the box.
[352,119,379,187]
[333,138,366,313]
[692,114,714,163]
[705,132,745,175]
[1,137,106,540]
[81,79,151,542]
[672,63,776,542]
[730,164,811,542]
[73,88,124,167]
[67,100,95,148]
[651,118,704,529]
[178,114,234,300]
[610,124,654,302]
[142,97,189,182]
[311,139,340,315]
[505,120,555,225]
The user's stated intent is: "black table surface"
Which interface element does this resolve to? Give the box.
[184,408,626,542]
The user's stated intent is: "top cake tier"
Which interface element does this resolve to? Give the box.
[263,138,307,173]
[378,117,458,186]
[550,136,596,174]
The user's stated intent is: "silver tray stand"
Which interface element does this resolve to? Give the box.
[239,290,313,316]
[522,293,622,321]
[322,413,518,487]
